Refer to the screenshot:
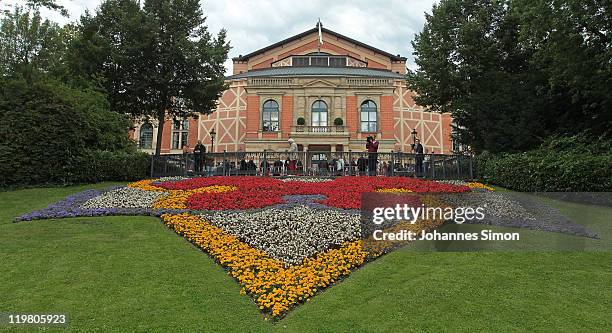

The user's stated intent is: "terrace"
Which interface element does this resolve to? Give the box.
[148,151,474,179]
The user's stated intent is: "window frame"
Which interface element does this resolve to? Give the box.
[171,119,189,149]
[311,100,328,127]
[262,99,280,132]
[139,123,153,149]
[360,100,378,133]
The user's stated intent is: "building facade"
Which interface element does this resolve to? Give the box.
[132,24,453,155]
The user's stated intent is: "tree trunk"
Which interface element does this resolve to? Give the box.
[155,113,166,156]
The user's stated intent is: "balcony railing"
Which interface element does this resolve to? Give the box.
[291,125,347,133]
[248,77,295,86]
[345,78,392,86]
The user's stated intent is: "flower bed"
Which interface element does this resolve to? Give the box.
[158,176,470,210]
[200,206,361,266]
[161,213,369,317]
[14,187,185,222]
[82,187,167,209]
[15,176,470,318]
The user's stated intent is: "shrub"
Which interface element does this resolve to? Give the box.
[475,135,612,191]
[296,117,305,125]
[334,117,344,126]
[71,150,151,183]
[0,78,143,187]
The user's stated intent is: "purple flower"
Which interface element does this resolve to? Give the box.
[13,187,192,222]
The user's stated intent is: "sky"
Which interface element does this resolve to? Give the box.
[2,0,438,74]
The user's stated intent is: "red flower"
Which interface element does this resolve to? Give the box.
[159,176,469,210]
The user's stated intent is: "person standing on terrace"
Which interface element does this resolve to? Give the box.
[412,138,424,176]
[287,138,298,173]
[366,136,379,176]
[194,140,206,174]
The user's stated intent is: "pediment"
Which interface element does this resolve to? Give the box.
[234,26,406,63]
[302,79,338,88]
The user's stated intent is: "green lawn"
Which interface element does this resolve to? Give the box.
[1,184,610,332]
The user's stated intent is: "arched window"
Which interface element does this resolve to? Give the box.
[139,123,153,149]
[360,100,377,132]
[262,100,279,132]
[311,100,328,127]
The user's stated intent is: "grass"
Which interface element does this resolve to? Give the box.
[1,184,610,332]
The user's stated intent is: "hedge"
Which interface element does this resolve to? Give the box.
[475,136,612,192]
[0,150,150,187]
[1,77,146,187]
[69,150,151,184]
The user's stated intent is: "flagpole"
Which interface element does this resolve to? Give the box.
[317,18,322,53]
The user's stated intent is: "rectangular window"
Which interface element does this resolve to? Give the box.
[360,111,378,132]
[181,132,188,147]
[172,119,189,149]
[311,57,328,66]
[293,57,309,66]
[139,124,153,149]
[262,111,279,131]
[172,132,181,149]
[329,57,347,67]
[312,112,328,127]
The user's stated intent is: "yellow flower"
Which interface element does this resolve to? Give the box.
[159,194,446,318]
[153,185,237,209]
[375,188,413,193]
[159,213,368,317]
[466,182,495,191]
[128,179,167,192]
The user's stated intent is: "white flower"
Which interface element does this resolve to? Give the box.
[81,187,167,209]
[438,180,469,186]
[200,206,361,266]
[156,176,188,182]
[281,178,333,183]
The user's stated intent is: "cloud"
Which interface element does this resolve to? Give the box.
[1,0,437,73]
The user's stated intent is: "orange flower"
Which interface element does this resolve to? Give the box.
[375,188,414,193]
[153,185,237,209]
[466,182,495,191]
[160,213,367,317]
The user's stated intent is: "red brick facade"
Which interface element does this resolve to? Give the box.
[281,96,293,138]
[135,25,454,154]
[379,96,394,139]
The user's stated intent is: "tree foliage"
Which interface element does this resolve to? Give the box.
[0,6,67,80]
[408,0,611,153]
[0,77,136,186]
[0,5,142,186]
[24,0,69,17]
[74,0,230,155]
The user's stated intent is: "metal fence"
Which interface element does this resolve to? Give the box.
[149,151,474,180]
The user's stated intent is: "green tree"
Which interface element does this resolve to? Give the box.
[0,5,66,81]
[24,0,69,17]
[74,0,230,156]
[0,77,134,186]
[513,0,612,135]
[408,0,611,153]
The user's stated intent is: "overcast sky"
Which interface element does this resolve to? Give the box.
[2,0,437,74]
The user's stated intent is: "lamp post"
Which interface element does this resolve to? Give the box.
[411,128,418,145]
[210,127,216,153]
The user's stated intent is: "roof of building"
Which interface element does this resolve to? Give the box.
[232,25,407,62]
[225,66,406,80]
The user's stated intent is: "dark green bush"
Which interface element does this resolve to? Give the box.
[333,117,344,126]
[475,135,612,191]
[296,117,306,126]
[71,150,151,183]
[0,78,146,187]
